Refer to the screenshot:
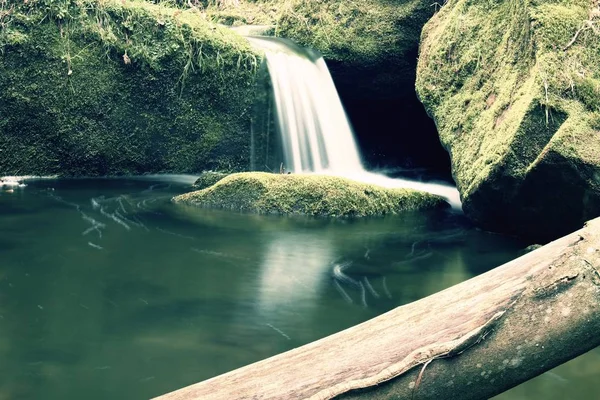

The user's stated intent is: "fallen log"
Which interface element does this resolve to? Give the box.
[155,217,600,400]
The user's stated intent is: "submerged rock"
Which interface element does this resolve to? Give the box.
[416,0,600,240]
[0,0,260,176]
[173,172,446,217]
[523,244,543,255]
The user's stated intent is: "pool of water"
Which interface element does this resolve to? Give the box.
[0,176,597,399]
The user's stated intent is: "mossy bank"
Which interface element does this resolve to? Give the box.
[173,172,446,217]
[0,0,260,176]
[417,0,600,240]
[206,0,435,99]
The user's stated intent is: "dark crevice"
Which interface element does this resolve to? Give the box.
[329,59,453,183]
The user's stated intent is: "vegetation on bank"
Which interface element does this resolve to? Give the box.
[195,0,431,63]
[416,0,600,240]
[174,172,446,217]
[0,0,260,176]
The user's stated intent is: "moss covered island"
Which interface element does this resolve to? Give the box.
[174,172,446,217]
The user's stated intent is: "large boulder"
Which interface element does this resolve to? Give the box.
[173,172,446,216]
[416,0,600,240]
[0,0,259,176]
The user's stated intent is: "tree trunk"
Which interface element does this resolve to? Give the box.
[155,217,600,400]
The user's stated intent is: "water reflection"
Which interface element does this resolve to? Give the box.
[255,232,332,318]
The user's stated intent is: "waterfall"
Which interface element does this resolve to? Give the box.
[249,37,461,209]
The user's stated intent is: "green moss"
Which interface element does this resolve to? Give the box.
[416,0,600,239]
[575,76,600,112]
[417,0,600,186]
[0,0,261,176]
[173,172,446,217]
[274,0,418,62]
[591,112,600,130]
[202,0,433,67]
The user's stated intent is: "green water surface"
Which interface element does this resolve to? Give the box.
[0,176,597,399]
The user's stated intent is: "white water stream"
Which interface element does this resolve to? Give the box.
[249,37,461,209]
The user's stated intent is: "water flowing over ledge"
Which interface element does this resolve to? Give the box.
[248,36,462,209]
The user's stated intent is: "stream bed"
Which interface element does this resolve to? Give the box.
[0,176,597,399]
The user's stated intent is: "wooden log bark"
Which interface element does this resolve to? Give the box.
[155,217,600,400]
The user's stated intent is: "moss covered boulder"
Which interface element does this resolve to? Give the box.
[0,0,259,176]
[206,0,434,99]
[274,0,434,101]
[173,172,446,216]
[416,0,600,240]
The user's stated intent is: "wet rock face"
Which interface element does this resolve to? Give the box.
[416,0,600,241]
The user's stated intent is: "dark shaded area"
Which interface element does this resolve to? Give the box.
[343,93,450,173]
[327,54,452,180]
[465,150,600,243]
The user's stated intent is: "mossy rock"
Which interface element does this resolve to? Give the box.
[173,172,447,217]
[276,0,434,100]
[192,171,230,189]
[0,0,260,176]
[416,0,600,240]
[203,0,435,101]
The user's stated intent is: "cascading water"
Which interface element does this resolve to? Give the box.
[249,36,462,209]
